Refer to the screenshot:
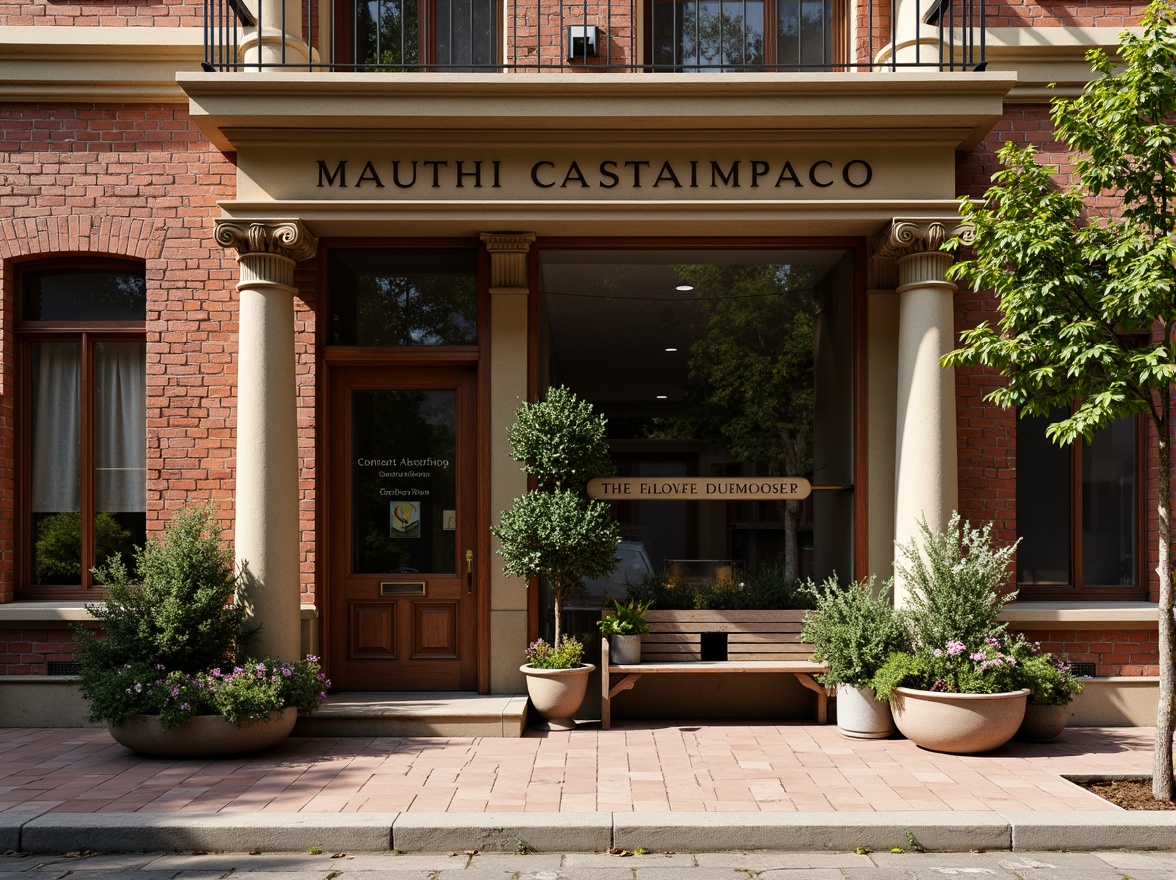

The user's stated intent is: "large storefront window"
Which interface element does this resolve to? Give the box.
[539,247,855,635]
[1017,410,1141,598]
[19,264,147,594]
[648,0,834,70]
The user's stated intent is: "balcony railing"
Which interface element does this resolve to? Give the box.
[203,0,986,74]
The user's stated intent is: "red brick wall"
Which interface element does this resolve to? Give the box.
[0,2,203,27]
[1013,628,1161,676]
[0,626,77,675]
[983,1,1147,29]
[0,104,319,608]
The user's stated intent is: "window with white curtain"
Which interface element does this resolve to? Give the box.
[20,264,147,593]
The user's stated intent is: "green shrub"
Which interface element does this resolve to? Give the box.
[623,564,814,611]
[801,576,912,690]
[524,636,585,669]
[1019,651,1086,705]
[598,598,651,636]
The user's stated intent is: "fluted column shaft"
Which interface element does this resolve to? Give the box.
[215,219,317,661]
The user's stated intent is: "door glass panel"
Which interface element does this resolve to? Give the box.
[352,389,458,575]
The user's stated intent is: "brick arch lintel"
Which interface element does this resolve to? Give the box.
[0,215,166,263]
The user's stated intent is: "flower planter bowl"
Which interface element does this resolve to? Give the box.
[836,684,895,739]
[1015,703,1071,743]
[609,634,642,665]
[108,707,298,758]
[891,687,1030,754]
[520,663,595,730]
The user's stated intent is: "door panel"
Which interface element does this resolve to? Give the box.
[329,365,478,691]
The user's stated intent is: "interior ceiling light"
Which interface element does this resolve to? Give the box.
[656,395,668,400]
[665,347,678,353]
[675,284,694,291]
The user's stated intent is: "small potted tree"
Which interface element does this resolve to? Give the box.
[492,386,621,729]
[801,576,912,738]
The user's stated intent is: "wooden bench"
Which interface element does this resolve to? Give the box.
[600,610,829,730]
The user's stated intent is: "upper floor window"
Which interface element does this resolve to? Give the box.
[648,0,834,70]
[19,263,147,595]
[340,0,500,70]
[1016,409,1142,599]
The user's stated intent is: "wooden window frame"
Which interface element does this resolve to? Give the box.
[16,260,147,599]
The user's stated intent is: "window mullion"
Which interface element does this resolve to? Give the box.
[80,332,96,590]
[1071,431,1083,591]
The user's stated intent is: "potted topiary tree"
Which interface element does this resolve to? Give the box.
[801,575,912,738]
[492,386,621,729]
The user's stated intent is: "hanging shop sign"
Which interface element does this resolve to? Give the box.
[586,476,812,501]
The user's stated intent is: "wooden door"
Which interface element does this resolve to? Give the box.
[327,365,478,691]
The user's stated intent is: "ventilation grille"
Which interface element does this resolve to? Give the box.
[1069,662,1097,678]
[47,661,81,676]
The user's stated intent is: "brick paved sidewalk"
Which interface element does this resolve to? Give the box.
[0,723,1157,816]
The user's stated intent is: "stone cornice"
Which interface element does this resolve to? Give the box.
[0,26,204,103]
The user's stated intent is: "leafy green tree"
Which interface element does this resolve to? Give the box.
[492,386,621,649]
[944,1,1176,799]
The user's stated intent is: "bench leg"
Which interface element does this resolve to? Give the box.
[795,674,829,724]
[601,638,611,730]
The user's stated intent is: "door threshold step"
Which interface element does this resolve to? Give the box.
[292,692,530,738]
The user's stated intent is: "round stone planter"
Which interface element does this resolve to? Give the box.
[1015,702,1071,743]
[520,663,595,730]
[108,707,298,758]
[609,634,642,665]
[891,687,1030,754]
[836,683,895,739]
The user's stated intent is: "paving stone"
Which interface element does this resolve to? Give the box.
[1090,851,1176,871]
[562,853,695,868]
[696,852,873,869]
[26,853,162,871]
[465,853,563,870]
[757,870,847,880]
[629,869,756,880]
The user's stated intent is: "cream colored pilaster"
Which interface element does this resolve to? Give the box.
[879,219,967,605]
[481,232,535,693]
[865,244,899,584]
[873,0,951,68]
[241,0,313,68]
[215,219,317,661]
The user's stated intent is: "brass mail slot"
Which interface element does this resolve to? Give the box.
[379,581,427,597]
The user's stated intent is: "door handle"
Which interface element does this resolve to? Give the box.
[465,549,473,594]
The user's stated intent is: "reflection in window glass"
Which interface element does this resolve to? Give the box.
[540,248,854,638]
[1016,411,1071,585]
[1083,419,1136,586]
[23,268,147,321]
[776,0,832,68]
[328,249,478,346]
[651,0,766,70]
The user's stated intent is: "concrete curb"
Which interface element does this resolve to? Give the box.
[1001,810,1176,851]
[8,811,1176,854]
[613,811,1012,852]
[19,812,398,854]
[392,812,613,853]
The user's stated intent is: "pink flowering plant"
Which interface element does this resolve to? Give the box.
[96,658,330,730]
[75,504,331,730]
[523,636,585,669]
[872,635,1034,700]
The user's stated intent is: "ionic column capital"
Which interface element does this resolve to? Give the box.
[480,232,535,291]
[215,219,318,263]
[871,218,973,261]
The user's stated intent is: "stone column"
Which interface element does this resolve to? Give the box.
[214,219,317,661]
[865,244,899,583]
[877,219,968,605]
[480,232,534,694]
[240,0,314,68]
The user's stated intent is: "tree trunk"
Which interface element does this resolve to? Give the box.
[1155,408,1174,802]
